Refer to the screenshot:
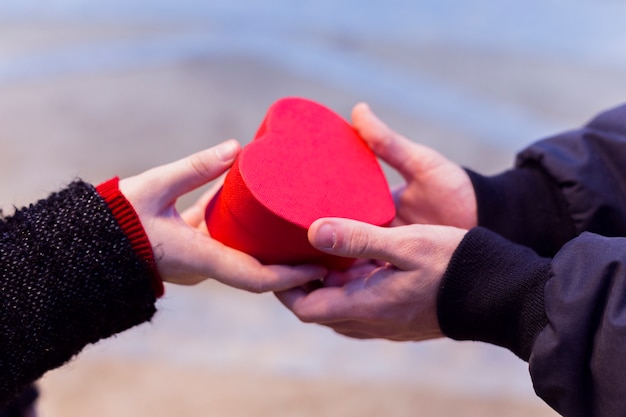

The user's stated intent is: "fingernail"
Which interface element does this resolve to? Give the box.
[315,223,337,250]
[216,140,239,163]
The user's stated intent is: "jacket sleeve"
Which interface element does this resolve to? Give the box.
[467,103,626,256]
[0,179,159,404]
[438,227,626,417]
[438,103,626,416]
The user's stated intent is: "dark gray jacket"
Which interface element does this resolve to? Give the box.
[438,103,626,416]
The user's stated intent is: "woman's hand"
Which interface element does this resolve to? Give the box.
[119,140,326,291]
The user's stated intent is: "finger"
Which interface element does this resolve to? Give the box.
[332,326,408,341]
[309,218,415,270]
[329,321,386,339]
[180,177,225,227]
[333,329,374,340]
[256,264,327,293]
[351,103,426,181]
[149,140,240,203]
[390,183,406,205]
[181,232,327,293]
[180,203,205,230]
[389,184,407,225]
[211,252,326,293]
[323,260,378,287]
[275,286,359,324]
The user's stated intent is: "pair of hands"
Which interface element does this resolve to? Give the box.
[119,103,477,342]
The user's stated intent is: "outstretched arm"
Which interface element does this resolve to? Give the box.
[465,103,626,256]
[0,140,324,404]
[119,139,325,292]
[278,213,626,416]
[353,103,626,257]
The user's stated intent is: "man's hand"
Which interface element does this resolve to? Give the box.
[276,217,466,341]
[353,103,477,229]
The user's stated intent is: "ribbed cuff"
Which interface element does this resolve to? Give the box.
[466,164,575,257]
[96,177,164,297]
[437,227,550,360]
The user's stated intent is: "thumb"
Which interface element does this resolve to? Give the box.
[145,139,240,203]
[309,218,412,270]
[352,102,426,182]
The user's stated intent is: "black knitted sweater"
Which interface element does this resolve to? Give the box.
[0,180,158,404]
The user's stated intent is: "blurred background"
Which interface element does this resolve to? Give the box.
[1,1,625,416]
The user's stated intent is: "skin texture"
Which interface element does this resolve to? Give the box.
[119,140,326,292]
[352,102,477,229]
[276,219,466,341]
[276,103,474,341]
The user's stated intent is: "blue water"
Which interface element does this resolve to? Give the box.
[1,1,625,150]
[2,0,626,65]
[2,0,625,59]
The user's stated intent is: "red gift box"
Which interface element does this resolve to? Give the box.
[205,97,395,270]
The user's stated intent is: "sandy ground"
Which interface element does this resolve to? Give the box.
[38,357,555,417]
[35,280,560,417]
[3,19,617,416]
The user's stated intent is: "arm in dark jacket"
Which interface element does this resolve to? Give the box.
[438,103,626,416]
[439,227,626,417]
[467,103,626,256]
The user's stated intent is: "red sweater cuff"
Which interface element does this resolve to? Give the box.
[96,177,164,297]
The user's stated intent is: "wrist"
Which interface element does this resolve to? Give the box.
[437,227,550,360]
[96,177,164,297]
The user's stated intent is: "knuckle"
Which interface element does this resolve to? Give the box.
[347,226,371,258]
[395,235,418,254]
[188,154,213,179]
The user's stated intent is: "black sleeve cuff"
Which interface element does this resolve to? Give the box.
[466,164,576,257]
[437,227,550,360]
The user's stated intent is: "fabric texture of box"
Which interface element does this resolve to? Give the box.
[205,97,395,269]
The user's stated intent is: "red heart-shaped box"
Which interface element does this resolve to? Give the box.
[205,97,395,270]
